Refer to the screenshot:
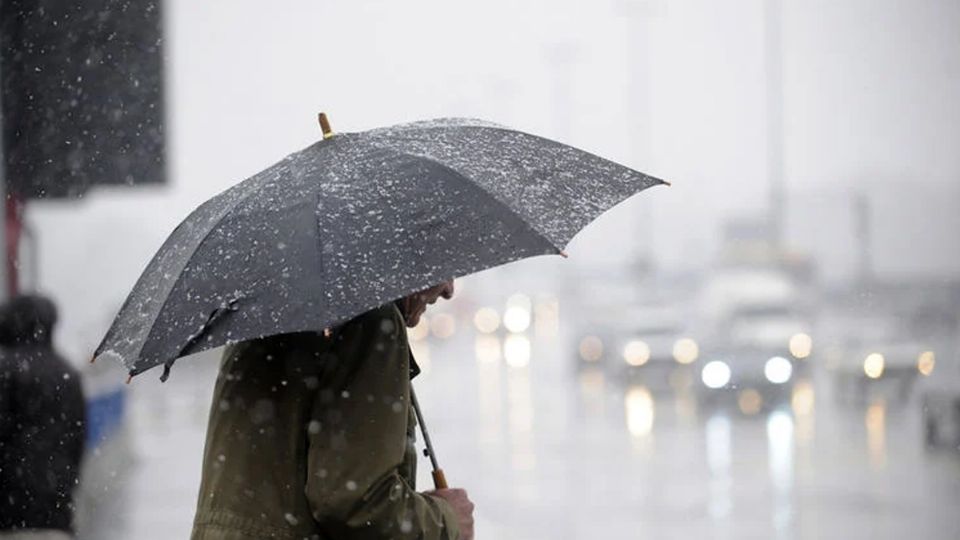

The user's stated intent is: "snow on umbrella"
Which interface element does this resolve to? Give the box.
[94,115,667,379]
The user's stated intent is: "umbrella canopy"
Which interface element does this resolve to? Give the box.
[95,117,666,378]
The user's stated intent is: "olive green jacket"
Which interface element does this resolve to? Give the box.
[191,304,459,539]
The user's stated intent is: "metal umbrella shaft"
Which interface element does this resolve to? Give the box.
[410,385,448,489]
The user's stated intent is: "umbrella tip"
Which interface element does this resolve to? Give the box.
[559,250,569,258]
[125,374,133,385]
[318,112,334,140]
[89,355,97,364]
[660,179,673,187]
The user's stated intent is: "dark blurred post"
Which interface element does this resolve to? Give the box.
[1,5,165,534]
[0,0,167,293]
[0,47,8,304]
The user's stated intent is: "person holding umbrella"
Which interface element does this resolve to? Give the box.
[95,115,665,540]
[190,281,472,539]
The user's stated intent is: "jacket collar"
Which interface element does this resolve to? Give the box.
[391,301,422,380]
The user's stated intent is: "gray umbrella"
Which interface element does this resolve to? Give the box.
[95,116,666,378]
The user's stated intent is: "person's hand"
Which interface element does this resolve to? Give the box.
[424,488,475,539]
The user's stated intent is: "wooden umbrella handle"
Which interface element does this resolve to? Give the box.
[432,469,449,490]
[318,112,334,139]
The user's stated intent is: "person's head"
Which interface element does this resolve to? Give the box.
[0,294,58,347]
[396,280,455,327]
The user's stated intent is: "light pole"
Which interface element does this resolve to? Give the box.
[620,0,661,274]
[765,0,786,251]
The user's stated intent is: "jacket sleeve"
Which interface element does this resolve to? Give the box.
[305,306,460,539]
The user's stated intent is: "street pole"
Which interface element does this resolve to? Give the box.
[854,190,872,289]
[622,0,656,275]
[765,0,785,252]
[546,41,577,144]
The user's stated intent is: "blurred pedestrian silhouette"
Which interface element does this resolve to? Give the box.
[0,295,86,539]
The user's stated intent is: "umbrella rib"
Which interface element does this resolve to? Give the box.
[361,140,564,256]
[368,122,668,188]
[474,124,667,186]
[132,171,287,373]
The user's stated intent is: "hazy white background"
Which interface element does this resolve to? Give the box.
[26,0,960,362]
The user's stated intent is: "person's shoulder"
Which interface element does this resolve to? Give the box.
[337,303,405,340]
[352,302,402,322]
[235,330,326,356]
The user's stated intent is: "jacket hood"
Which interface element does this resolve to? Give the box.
[0,294,58,347]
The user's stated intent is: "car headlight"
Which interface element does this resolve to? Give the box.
[503,305,531,333]
[672,338,699,364]
[579,336,603,363]
[917,351,935,376]
[863,353,885,379]
[789,333,812,359]
[623,340,651,366]
[764,356,793,384]
[473,307,501,334]
[701,360,731,389]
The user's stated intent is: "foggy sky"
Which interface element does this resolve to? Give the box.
[25,0,960,361]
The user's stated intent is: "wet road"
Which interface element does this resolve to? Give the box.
[78,329,960,539]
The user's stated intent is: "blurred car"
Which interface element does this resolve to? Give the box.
[917,344,960,451]
[694,304,811,411]
[823,310,933,404]
[573,305,700,391]
[694,345,798,411]
[830,341,932,403]
[609,307,699,391]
